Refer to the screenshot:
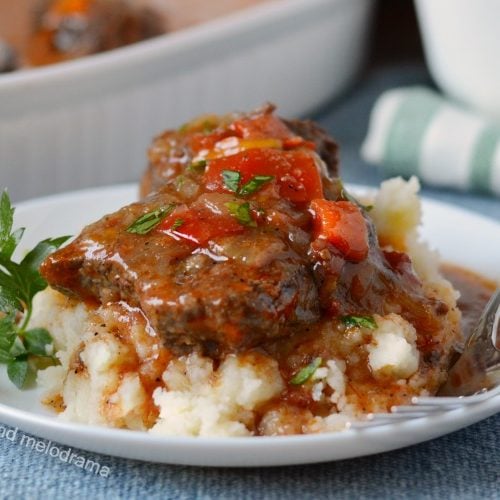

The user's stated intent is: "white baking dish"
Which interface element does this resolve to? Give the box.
[415,0,500,120]
[0,0,374,201]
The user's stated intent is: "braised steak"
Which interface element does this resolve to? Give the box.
[41,105,446,356]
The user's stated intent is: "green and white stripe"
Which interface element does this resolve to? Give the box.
[361,87,500,196]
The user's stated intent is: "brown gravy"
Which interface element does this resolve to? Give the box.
[441,263,497,342]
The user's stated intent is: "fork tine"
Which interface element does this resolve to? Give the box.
[350,382,500,428]
[414,384,500,406]
[377,411,430,418]
[390,405,445,414]
[350,420,393,428]
[350,410,442,428]
[349,416,405,428]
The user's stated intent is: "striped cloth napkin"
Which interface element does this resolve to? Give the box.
[361,87,500,196]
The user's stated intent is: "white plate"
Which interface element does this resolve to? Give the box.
[0,183,499,467]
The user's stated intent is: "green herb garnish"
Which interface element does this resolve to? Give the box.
[175,175,186,190]
[221,171,274,197]
[341,315,377,329]
[202,120,217,134]
[222,170,241,193]
[340,185,373,212]
[224,201,256,227]
[178,122,189,134]
[178,118,217,135]
[239,175,274,196]
[188,160,207,173]
[171,219,184,231]
[290,357,322,385]
[126,205,176,235]
[0,191,70,388]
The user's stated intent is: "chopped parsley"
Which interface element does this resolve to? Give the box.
[341,315,377,329]
[224,201,256,227]
[188,160,207,173]
[171,218,185,231]
[202,120,217,134]
[0,191,70,388]
[340,184,373,212]
[239,175,274,196]
[178,119,216,134]
[126,205,176,235]
[175,175,186,190]
[178,123,189,134]
[221,170,274,196]
[222,170,241,193]
[290,357,322,385]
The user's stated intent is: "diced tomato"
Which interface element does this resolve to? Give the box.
[204,149,324,204]
[230,112,294,140]
[157,204,245,246]
[310,200,368,262]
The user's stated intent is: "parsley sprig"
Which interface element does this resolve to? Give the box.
[0,191,70,388]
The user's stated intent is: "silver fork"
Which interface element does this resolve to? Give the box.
[352,289,500,427]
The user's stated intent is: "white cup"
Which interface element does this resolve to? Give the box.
[415,0,500,121]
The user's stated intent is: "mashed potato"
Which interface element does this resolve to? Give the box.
[30,177,461,436]
[367,314,419,379]
[152,353,283,436]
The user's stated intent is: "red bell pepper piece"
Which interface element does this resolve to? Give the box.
[310,199,368,262]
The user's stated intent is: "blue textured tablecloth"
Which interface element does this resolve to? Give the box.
[1,64,499,499]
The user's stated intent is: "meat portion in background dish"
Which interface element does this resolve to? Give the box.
[26,0,165,67]
[0,0,271,71]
